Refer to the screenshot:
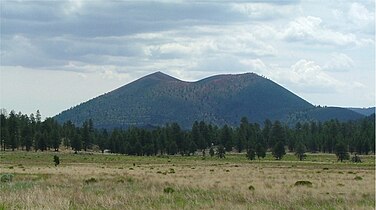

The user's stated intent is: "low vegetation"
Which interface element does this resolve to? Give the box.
[0,151,374,209]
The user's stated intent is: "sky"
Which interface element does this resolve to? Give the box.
[1,0,375,118]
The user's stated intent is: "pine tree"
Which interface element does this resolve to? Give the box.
[237,117,249,153]
[270,121,285,147]
[8,111,19,151]
[216,145,225,158]
[335,142,349,162]
[22,125,32,151]
[209,147,215,157]
[82,121,90,151]
[246,148,256,160]
[255,143,266,159]
[295,142,306,161]
[71,130,82,153]
[221,125,232,152]
[272,141,285,160]
[51,129,61,151]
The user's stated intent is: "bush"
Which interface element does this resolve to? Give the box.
[294,180,312,187]
[216,145,225,158]
[246,148,256,160]
[84,177,97,184]
[248,185,255,191]
[351,154,362,163]
[163,187,174,193]
[53,155,60,166]
[1,174,14,183]
[209,147,215,157]
[354,176,363,180]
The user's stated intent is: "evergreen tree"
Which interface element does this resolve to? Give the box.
[51,129,61,151]
[98,129,108,153]
[8,111,19,151]
[71,130,82,153]
[272,141,285,160]
[209,147,215,157]
[191,121,204,151]
[22,124,32,151]
[295,142,306,161]
[198,121,209,149]
[134,140,143,156]
[188,140,197,156]
[270,121,285,147]
[35,110,42,123]
[216,145,225,158]
[221,125,232,152]
[335,142,349,162]
[255,143,266,159]
[237,117,249,153]
[82,121,91,151]
[0,114,8,151]
[246,148,256,160]
[262,119,272,149]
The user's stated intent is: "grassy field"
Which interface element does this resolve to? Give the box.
[0,151,375,209]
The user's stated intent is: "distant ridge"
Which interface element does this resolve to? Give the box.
[54,72,364,129]
[347,107,375,116]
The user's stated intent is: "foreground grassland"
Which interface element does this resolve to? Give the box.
[0,151,375,209]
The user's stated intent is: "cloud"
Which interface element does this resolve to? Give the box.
[239,58,267,73]
[348,2,374,25]
[323,53,354,72]
[231,2,299,20]
[331,2,375,35]
[261,59,344,94]
[283,16,360,46]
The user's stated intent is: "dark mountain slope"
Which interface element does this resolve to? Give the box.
[54,72,361,129]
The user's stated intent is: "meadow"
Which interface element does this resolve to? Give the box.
[0,151,374,210]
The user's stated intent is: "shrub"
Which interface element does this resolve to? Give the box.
[84,177,97,184]
[53,155,60,166]
[246,148,256,160]
[216,145,226,158]
[209,147,215,157]
[163,187,174,193]
[351,154,362,163]
[248,185,255,191]
[354,176,363,180]
[294,181,312,187]
[1,174,14,183]
[126,177,134,183]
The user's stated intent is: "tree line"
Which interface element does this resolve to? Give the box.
[1,109,374,160]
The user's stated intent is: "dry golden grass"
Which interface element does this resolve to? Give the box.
[0,151,374,209]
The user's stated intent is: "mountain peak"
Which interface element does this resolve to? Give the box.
[143,71,179,82]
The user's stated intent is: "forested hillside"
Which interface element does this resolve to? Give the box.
[54,72,317,129]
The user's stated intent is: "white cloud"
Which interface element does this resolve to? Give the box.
[240,58,267,72]
[323,53,354,72]
[231,3,297,20]
[264,59,344,94]
[348,2,374,25]
[63,0,84,15]
[283,16,360,46]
